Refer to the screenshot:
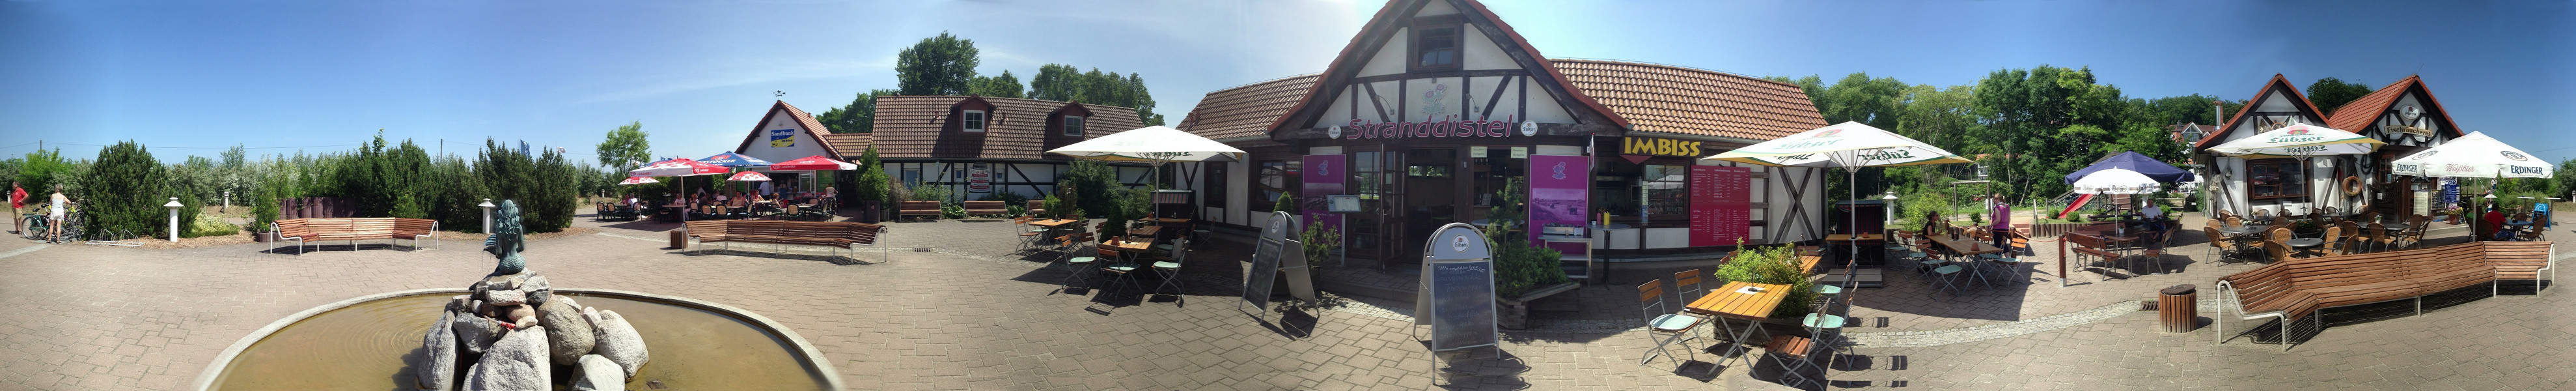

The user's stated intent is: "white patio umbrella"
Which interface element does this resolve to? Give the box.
[2390,131,2555,179]
[2204,123,2385,216]
[1047,125,1246,188]
[1706,121,1973,274]
[2070,168,2161,195]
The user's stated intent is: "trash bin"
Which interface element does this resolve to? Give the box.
[669,229,687,250]
[2159,284,2197,333]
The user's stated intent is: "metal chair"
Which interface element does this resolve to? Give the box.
[1635,280,1709,372]
[1099,246,1144,297]
[1152,238,1190,298]
[1055,233,1098,291]
[1930,265,1967,295]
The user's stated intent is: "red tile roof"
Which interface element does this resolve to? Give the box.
[2322,75,2464,138]
[2197,74,2326,149]
[1177,60,1827,141]
[1262,0,1629,133]
[820,132,871,158]
[735,100,844,158]
[1174,74,1322,141]
[1553,59,1825,140]
[868,96,1145,160]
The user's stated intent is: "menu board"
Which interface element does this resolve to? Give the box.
[1415,224,1497,352]
[1691,166,1752,246]
[1242,212,1300,312]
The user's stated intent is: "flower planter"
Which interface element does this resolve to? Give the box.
[1495,282,1580,330]
[249,229,274,243]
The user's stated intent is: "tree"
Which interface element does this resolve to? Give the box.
[849,146,889,215]
[15,148,70,196]
[1895,84,1978,152]
[1765,75,1827,109]
[816,89,900,134]
[895,31,979,96]
[595,121,652,169]
[1820,72,1907,128]
[1025,65,1166,125]
[83,141,177,240]
[1971,65,2129,201]
[967,70,1024,98]
[2305,77,2374,117]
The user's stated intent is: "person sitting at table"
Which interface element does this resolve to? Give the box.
[2484,205,2513,241]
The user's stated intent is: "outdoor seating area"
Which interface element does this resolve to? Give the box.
[683,220,887,260]
[1027,217,1198,299]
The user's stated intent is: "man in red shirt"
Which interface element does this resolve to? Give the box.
[2483,205,2512,241]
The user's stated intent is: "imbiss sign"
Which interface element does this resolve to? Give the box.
[1621,136,1702,157]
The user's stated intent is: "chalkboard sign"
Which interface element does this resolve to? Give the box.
[1415,223,1498,352]
[1242,212,1298,312]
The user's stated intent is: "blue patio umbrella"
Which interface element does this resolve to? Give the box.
[2064,151,2195,184]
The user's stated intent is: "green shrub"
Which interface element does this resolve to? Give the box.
[182,217,237,238]
[939,201,966,219]
[986,190,1029,207]
[1301,218,1340,267]
[1006,205,1028,217]
[1482,177,1568,297]
[1059,160,1123,218]
[81,141,173,240]
[913,184,950,202]
[474,140,577,233]
[1711,243,1816,318]
[251,185,280,229]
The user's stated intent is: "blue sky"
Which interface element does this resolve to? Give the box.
[4,0,2571,165]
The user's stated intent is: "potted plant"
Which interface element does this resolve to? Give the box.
[247,188,281,242]
[1484,178,1574,329]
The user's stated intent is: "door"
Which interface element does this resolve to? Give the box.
[1400,148,1458,260]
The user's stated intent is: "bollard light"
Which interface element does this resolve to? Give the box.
[1881,192,1899,228]
[164,197,183,242]
[479,199,497,234]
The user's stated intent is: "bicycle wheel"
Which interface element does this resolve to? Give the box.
[18,215,40,239]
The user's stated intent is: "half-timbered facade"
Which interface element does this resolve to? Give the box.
[865,95,1150,201]
[2194,74,2464,219]
[1174,0,1828,263]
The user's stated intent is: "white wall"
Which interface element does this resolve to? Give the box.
[736,107,835,164]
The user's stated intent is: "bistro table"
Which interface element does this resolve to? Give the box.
[2216,225,2263,239]
[1098,239,1154,263]
[1029,218,1084,244]
[1926,235,2006,287]
[1685,281,1791,369]
[2286,238,2325,257]
[1129,225,1164,240]
[1144,217,1192,225]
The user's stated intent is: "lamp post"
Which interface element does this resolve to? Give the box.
[479,199,497,234]
[164,197,183,242]
[1881,192,1899,230]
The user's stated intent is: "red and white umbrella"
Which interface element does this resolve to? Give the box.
[768,155,857,171]
[727,171,772,181]
[616,176,660,185]
[628,158,728,177]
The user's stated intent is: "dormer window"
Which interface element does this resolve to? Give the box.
[1411,25,1461,71]
[962,110,986,132]
[1062,115,1085,137]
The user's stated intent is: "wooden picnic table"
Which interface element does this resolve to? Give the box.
[1686,281,1791,369]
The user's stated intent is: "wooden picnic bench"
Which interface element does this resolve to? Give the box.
[962,200,1008,216]
[898,201,943,220]
[272,218,437,255]
[686,220,888,260]
[2216,240,2554,349]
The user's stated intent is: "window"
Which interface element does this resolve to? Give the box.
[1205,162,1228,208]
[2247,158,2306,199]
[962,110,986,132]
[1411,25,1461,70]
[1641,164,1689,220]
[1253,160,1301,210]
[900,167,922,187]
[1062,115,1085,137]
[1352,151,1384,200]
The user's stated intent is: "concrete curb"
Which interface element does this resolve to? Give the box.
[189,288,843,391]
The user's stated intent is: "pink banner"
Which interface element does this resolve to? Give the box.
[1527,155,1589,253]
[1301,154,1345,239]
[1691,166,1752,246]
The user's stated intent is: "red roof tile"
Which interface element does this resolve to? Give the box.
[2322,75,2464,138]
[820,132,871,158]
[1175,74,1321,141]
[868,96,1145,160]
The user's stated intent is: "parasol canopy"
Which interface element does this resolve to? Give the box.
[2069,168,2161,195]
[2204,123,2383,159]
[616,176,660,185]
[1046,125,1245,162]
[1703,121,1973,168]
[697,152,773,167]
[769,155,858,171]
[726,171,772,181]
[628,158,729,177]
[2066,151,2195,184]
[2389,131,2555,179]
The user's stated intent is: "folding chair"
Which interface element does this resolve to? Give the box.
[1152,238,1190,298]
[1055,233,1098,292]
[1098,246,1144,296]
[1634,280,1709,372]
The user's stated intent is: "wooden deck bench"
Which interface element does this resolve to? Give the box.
[898,201,943,220]
[272,218,438,255]
[962,200,1008,216]
[686,220,888,261]
[2216,241,2553,349]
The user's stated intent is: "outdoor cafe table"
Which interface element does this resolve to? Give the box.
[1926,235,2006,287]
[1685,281,1791,369]
[1098,239,1154,263]
[1128,225,1164,239]
[1144,217,1191,225]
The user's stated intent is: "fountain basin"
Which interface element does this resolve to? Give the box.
[193,288,840,390]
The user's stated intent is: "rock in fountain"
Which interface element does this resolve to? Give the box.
[411,200,649,390]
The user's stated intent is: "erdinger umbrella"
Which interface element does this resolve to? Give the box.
[2390,132,2555,179]
[1707,121,1972,289]
[769,155,858,171]
[2070,168,2160,195]
[616,176,659,185]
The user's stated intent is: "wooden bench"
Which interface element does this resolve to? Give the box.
[2216,241,2553,349]
[898,201,943,220]
[272,218,438,255]
[686,220,888,261]
[962,200,1008,216]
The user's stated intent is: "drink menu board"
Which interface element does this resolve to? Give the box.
[1691,166,1752,246]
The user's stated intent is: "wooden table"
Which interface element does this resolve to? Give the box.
[1129,225,1163,239]
[1144,217,1192,225]
[1099,239,1154,263]
[1029,219,1083,229]
[1926,235,2006,287]
[1685,281,1792,369]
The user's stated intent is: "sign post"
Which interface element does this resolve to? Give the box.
[1415,223,1499,358]
[1241,211,1309,316]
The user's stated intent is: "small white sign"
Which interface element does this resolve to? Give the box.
[1327,126,1342,139]
[1510,147,1528,158]
[1470,147,1488,158]
[1449,235,1471,253]
[1518,121,1538,137]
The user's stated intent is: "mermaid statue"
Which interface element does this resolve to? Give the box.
[482,200,527,276]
